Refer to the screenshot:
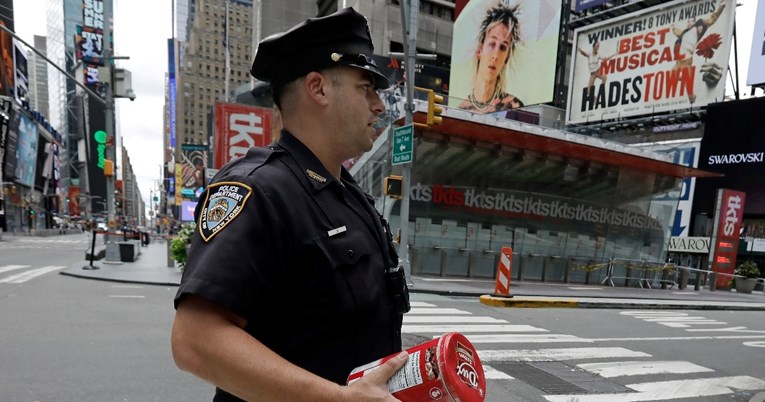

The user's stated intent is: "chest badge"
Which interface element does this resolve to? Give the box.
[199,182,252,242]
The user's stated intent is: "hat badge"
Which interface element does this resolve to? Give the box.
[331,52,342,62]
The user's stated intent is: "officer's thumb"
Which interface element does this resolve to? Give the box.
[372,351,409,382]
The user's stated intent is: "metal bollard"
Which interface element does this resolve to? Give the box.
[709,272,717,291]
[678,268,688,289]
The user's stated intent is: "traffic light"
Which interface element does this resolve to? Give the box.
[384,175,404,199]
[66,196,70,204]
[426,89,444,125]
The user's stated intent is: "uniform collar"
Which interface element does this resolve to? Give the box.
[277,130,343,192]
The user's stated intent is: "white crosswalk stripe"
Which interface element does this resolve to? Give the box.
[0,265,67,283]
[404,300,765,401]
[577,361,714,378]
[543,376,765,402]
[0,265,31,274]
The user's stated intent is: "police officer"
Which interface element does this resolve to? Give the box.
[171,7,410,402]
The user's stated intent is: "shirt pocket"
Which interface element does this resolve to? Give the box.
[313,233,380,314]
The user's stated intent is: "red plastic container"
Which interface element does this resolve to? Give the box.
[347,332,486,402]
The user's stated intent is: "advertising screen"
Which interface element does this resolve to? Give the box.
[567,0,735,124]
[181,144,207,201]
[694,97,765,217]
[86,96,107,213]
[746,0,765,86]
[181,200,197,222]
[14,113,38,188]
[213,103,272,169]
[13,39,28,105]
[0,20,14,98]
[449,0,562,112]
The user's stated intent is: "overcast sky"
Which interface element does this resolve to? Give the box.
[11,0,763,217]
[13,0,173,216]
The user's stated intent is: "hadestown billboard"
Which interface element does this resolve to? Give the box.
[567,0,735,124]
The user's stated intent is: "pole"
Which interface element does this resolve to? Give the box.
[398,0,418,285]
[104,0,116,241]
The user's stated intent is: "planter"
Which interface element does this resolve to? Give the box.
[735,277,758,294]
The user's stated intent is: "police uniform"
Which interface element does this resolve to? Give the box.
[174,8,407,402]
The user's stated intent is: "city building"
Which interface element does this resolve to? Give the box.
[154,0,764,288]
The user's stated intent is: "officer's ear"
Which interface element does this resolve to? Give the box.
[304,71,331,107]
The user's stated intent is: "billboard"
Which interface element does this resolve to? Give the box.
[567,0,735,124]
[638,140,700,237]
[746,0,765,86]
[86,96,107,214]
[0,98,12,183]
[574,0,609,13]
[449,0,562,112]
[180,144,207,201]
[75,25,105,66]
[0,20,15,97]
[694,97,765,217]
[181,200,197,222]
[13,39,28,105]
[14,113,39,188]
[213,102,272,169]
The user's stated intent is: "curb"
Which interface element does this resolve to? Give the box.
[480,295,579,308]
[479,294,765,311]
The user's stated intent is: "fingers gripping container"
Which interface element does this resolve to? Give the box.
[347,332,486,402]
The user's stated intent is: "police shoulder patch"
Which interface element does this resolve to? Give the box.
[198,181,252,242]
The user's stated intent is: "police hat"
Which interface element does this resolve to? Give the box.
[250,7,391,90]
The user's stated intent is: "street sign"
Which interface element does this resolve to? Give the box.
[392,124,413,165]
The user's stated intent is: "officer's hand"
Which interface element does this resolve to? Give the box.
[343,351,409,402]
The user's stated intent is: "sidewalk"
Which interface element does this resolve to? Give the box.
[60,240,765,310]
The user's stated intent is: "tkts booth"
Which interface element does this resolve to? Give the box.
[352,104,720,286]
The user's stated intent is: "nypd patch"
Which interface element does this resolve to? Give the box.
[199,182,252,242]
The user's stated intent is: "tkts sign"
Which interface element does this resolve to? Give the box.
[213,102,272,169]
[708,189,746,289]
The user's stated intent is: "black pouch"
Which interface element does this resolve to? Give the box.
[386,265,411,314]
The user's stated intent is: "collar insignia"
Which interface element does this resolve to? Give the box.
[199,182,252,242]
[306,169,327,183]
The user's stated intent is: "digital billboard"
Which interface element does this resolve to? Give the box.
[180,144,208,201]
[567,0,735,124]
[638,140,700,237]
[694,96,765,217]
[14,113,38,188]
[75,25,105,66]
[181,200,197,222]
[0,20,15,98]
[86,96,107,213]
[13,39,28,105]
[213,102,272,169]
[449,0,562,112]
[746,0,765,86]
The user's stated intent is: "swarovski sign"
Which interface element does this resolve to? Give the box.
[707,152,764,165]
[668,236,710,253]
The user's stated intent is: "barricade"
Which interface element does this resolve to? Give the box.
[493,247,513,297]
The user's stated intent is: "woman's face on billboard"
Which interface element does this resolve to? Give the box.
[477,22,512,82]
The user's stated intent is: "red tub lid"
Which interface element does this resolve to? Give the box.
[439,332,486,402]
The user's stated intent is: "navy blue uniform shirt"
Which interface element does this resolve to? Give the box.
[174,131,402,401]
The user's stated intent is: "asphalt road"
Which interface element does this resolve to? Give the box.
[2,233,764,401]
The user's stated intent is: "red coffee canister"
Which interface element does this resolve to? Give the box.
[347,332,486,402]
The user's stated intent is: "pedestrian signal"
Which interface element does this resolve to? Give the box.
[384,175,404,199]
[426,90,444,125]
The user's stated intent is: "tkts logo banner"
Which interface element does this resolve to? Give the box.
[213,102,272,169]
[566,0,735,124]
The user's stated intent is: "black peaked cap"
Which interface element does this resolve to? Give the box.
[250,7,391,90]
